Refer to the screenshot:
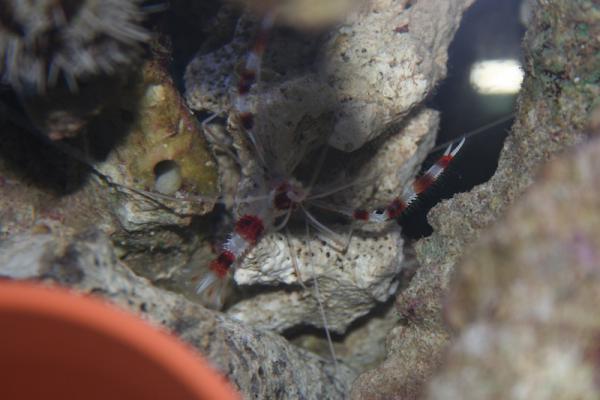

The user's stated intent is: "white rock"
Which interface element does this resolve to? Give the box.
[185,0,474,151]
[230,229,404,333]
[185,0,474,334]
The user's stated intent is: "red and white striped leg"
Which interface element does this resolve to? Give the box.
[352,137,465,223]
[232,12,276,165]
[196,214,266,308]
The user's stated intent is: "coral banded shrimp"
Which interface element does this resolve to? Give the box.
[193,11,466,314]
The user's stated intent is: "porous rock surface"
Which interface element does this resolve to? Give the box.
[93,57,218,232]
[185,0,475,151]
[0,56,218,293]
[228,109,439,334]
[229,229,403,333]
[338,108,440,211]
[0,231,354,399]
[350,0,598,398]
[182,0,474,371]
[320,0,476,150]
[0,118,356,397]
[10,0,597,398]
[427,134,600,399]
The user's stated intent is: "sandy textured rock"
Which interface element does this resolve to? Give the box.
[431,323,600,399]
[320,0,475,150]
[8,1,597,397]
[2,54,219,235]
[0,231,354,399]
[1,0,480,396]
[350,253,454,399]
[427,134,600,399]
[178,0,475,373]
[1,51,219,287]
[183,0,474,338]
[228,229,403,333]
[0,115,354,398]
[352,324,449,400]
[93,57,218,232]
[351,0,598,398]
[228,109,438,334]
[185,0,474,151]
[335,108,441,211]
[0,121,113,243]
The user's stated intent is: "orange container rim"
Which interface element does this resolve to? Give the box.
[0,280,240,400]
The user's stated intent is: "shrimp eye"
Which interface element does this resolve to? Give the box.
[374,209,385,215]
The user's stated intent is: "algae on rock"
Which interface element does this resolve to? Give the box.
[427,132,600,400]
[95,58,219,232]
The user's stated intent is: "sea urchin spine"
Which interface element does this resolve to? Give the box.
[0,0,149,93]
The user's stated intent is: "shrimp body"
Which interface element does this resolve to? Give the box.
[197,173,310,307]
[195,11,466,309]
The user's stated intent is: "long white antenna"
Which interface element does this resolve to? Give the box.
[304,220,339,371]
[430,113,515,153]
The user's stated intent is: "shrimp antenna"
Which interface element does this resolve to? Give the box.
[429,112,515,154]
[304,219,339,371]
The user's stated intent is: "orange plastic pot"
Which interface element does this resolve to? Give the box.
[0,281,240,400]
